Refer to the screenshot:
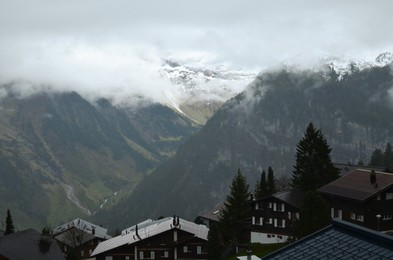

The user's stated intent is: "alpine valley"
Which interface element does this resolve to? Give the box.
[95,53,393,229]
[2,53,393,231]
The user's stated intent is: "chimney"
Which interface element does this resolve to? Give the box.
[135,224,141,240]
[370,170,376,184]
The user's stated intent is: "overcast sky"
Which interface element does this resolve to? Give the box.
[1,0,393,104]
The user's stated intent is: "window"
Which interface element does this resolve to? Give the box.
[357,214,364,222]
[80,250,84,256]
[338,210,342,219]
[105,257,113,260]
[274,219,277,227]
[383,213,392,220]
[288,212,291,219]
[268,202,272,208]
[125,257,130,260]
[281,203,285,212]
[386,193,393,200]
[350,212,356,220]
[139,251,144,259]
[183,246,189,253]
[151,251,155,259]
[197,246,202,254]
[273,203,277,211]
[377,195,381,201]
[331,208,335,218]
[260,217,263,226]
[266,218,273,224]
[296,213,300,219]
[282,219,286,228]
[255,203,259,210]
[163,251,169,258]
[252,216,255,225]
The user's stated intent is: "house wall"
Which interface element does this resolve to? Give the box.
[324,187,393,232]
[251,198,300,243]
[94,229,207,260]
[251,231,289,244]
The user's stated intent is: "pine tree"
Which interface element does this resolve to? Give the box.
[384,143,393,172]
[254,170,267,199]
[369,148,384,167]
[219,169,251,245]
[291,123,339,191]
[207,224,223,260]
[5,209,15,235]
[267,167,276,195]
[293,191,330,239]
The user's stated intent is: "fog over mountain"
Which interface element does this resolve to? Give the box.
[1,0,393,106]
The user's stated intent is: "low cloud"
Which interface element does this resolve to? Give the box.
[1,1,393,106]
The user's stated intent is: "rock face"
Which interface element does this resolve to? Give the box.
[0,91,199,229]
[97,60,393,229]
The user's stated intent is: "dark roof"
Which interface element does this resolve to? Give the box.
[263,219,393,260]
[271,189,306,209]
[0,229,64,260]
[318,169,393,202]
[334,163,385,176]
[198,204,223,222]
[53,227,98,247]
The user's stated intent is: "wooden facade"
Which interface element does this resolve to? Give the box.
[53,218,111,259]
[319,169,393,232]
[250,190,305,244]
[92,217,208,260]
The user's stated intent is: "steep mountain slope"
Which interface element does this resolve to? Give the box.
[97,61,393,228]
[0,91,199,229]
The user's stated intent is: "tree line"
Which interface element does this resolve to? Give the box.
[207,122,339,259]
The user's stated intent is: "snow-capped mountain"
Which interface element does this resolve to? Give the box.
[160,59,257,103]
[324,52,393,80]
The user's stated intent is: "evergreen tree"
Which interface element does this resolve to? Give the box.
[5,209,15,235]
[219,169,251,245]
[207,224,223,260]
[369,148,384,167]
[254,170,267,199]
[291,123,339,191]
[384,143,393,172]
[267,167,276,195]
[293,191,330,239]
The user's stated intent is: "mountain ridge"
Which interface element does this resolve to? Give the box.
[95,59,393,229]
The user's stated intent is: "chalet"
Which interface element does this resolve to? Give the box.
[53,218,111,259]
[318,169,393,232]
[250,189,305,244]
[0,229,64,260]
[91,216,209,260]
[198,204,223,228]
[263,219,393,259]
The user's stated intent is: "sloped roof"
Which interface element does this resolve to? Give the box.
[53,218,110,240]
[198,203,224,222]
[91,216,209,257]
[0,229,64,260]
[263,219,393,259]
[318,169,393,202]
[272,189,306,209]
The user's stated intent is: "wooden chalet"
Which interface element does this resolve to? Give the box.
[91,216,209,260]
[53,218,111,259]
[318,169,393,232]
[250,189,305,244]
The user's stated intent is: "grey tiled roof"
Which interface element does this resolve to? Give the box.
[0,229,64,260]
[263,219,393,259]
